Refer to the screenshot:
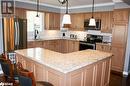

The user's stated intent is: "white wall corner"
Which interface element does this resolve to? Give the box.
[123,13,130,75]
[0,1,3,54]
[123,71,129,76]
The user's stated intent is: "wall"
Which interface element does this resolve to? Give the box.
[0,1,3,74]
[67,4,114,13]
[28,30,61,40]
[15,1,61,13]
[123,13,130,75]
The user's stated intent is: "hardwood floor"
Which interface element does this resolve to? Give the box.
[1,73,130,86]
[109,73,130,86]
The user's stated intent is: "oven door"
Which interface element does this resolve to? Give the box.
[79,42,96,50]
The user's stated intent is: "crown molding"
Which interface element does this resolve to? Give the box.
[15,0,129,10]
[16,0,115,10]
[68,2,114,9]
[112,0,123,3]
[15,0,61,9]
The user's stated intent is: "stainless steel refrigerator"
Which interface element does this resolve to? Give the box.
[2,17,27,52]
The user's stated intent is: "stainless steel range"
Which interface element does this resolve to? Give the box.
[79,34,103,50]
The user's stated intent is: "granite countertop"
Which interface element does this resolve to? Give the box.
[96,42,111,46]
[28,38,81,42]
[15,48,112,73]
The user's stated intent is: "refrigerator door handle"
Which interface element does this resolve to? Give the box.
[14,22,18,46]
[17,21,20,47]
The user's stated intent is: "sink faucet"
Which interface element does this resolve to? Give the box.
[34,29,39,39]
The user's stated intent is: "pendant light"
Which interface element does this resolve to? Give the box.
[58,0,71,27]
[89,0,96,26]
[36,0,39,17]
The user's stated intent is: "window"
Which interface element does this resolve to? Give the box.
[26,11,44,32]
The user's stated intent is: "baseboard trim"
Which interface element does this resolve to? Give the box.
[111,70,123,76]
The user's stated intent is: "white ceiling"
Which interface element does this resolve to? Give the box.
[17,0,120,7]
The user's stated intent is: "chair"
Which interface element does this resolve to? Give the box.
[19,75,32,86]
[18,63,53,86]
[0,59,14,82]
[0,54,19,86]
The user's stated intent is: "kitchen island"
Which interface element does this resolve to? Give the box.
[15,48,112,86]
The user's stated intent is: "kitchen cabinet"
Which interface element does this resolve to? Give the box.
[15,8,26,19]
[111,46,125,72]
[27,41,43,48]
[94,12,101,19]
[16,52,111,86]
[96,43,111,53]
[84,13,92,19]
[84,12,101,20]
[101,12,113,33]
[68,40,79,53]
[27,41,34,48]
[113,9,129,23]
[45,12,60,30]
[35,41,43,47]
[70,13,84,31]
[60,40,69,53]
[27,40,79,53]
[111,23,128,72]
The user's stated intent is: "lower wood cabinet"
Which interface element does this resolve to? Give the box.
[111,46,125,72]
[27,40,79,53]
[16,53,111,86]
[96,43,111,53]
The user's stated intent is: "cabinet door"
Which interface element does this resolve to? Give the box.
[94,12,101,19]
[45,12,60,30]
[103,45,111,52]
[95,62,103,86]
[73,41,79,52]
[25,58,34,72]
[112,24,127,47]
[67,70,84,86]
[84,13,92,19]
[42,40,49,49]
[96,44,103,51]
[34,63,46,81]
[113,9,129,23]
[75,14,84,31]
[84,65,95,86]
[70,14,84,31]
[101,12,112,33]
[35,41,43,48]
[103,59,111,86]
[27,41,34,48]
[68,41,74,53]
[61,40,68,53]
[70,14,76,30]
[111,46,125,72]
[45,13,50,30]
[54,13,60,30]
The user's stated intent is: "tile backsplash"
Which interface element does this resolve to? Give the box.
[28,30,112,42]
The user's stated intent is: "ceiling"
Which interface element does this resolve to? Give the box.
[17,0,117,7]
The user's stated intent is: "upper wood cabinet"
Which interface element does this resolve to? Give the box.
[84,13,92,19]
[70,13,84,31]
[101,11,113,33]
[45,12,60,30]
[112,23,128,47]
[113,9,129,23]
[15,8,26,19]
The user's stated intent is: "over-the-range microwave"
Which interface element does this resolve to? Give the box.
[84,19,101,30]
